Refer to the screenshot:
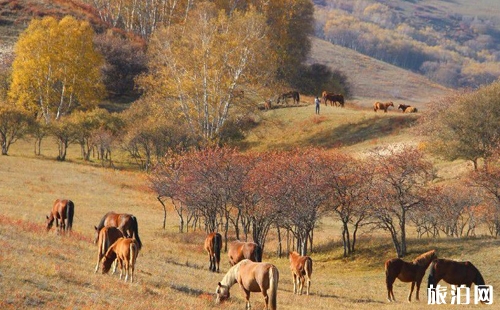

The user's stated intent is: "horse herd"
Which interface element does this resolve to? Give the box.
[45,200,489,308]
[45,199,142,283]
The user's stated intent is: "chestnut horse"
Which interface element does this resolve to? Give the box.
[385,249,437,302]
[228,240,262,266]
[100,237,139,283]
[216,259,279,310]
[427,258,486,292]
[46,199,74,233]
[204,232,222,272]
[95,226,124,273]
[289,251,313,295]
[374,101,394,112]
[94,211,142,250]
[322,91,345,107]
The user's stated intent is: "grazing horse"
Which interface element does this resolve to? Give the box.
[289,251,313,295]
[216,259,279,310]
[277,91,300,105]
[205,232,222,272]
[398,104,418,113]
[100,237,139,283]
[374,101,394,112]
[428,259,486,294]
[322,91,345,107]
[46,199,74,233]
[94,211,142,250]
[228,240,262,266]
[385,249,437,302]
[95,226,124,273]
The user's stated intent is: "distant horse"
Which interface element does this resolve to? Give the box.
[398,104,418,113]
[289,251,313,295]
[46,199,74,233]
[428,258,486,294]
[385,249,437,302]
[95,226,124,273]
[277,91,300,105]
[374,101,394,112]
[228,240,262,266]
[216,259,279,310]
[205,232,222,272]
[100,237,139,283]
[322,91,345,107]
[94,211,142,250]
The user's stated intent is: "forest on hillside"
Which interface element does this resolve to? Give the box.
[314,0,500,88]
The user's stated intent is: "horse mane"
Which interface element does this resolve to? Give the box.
[220,260,242,288]
[96,211,113,232]
[413,249,436,266]
[130,215,142,250]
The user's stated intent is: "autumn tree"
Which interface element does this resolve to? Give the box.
[369,146,434,258]
[421,81,500,170]
[50,116,79,161]
[0,104,33,155]
[139,3,273,143]
[9,16,105,124]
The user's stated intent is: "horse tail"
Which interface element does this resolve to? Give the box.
[214,233,222,264]
[268,265,279,310]
[305,256,313,279]
[66,200,74,232]
[130,241,138,272]
[427,260,437,289]
[131,215,142,251]
[254,244,262,262]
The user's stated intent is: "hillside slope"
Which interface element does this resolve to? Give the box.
[308,37,452,109]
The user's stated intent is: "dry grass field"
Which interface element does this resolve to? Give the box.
[1,106,500,309]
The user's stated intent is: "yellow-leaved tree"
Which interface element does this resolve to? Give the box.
[9,16,105,124]
[138,3,274,144]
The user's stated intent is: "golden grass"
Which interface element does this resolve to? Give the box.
[2,152,500,309]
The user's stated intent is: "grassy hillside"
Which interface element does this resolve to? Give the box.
[1,154,499,310]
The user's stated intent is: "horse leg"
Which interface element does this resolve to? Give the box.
[242,288,252,309]
[299,276,305,295]
[415,280,422,301]
[292,273,297,294]
[124,259,130,282]
[387,277,395,302]
[112,258,118,274]
[306,276,311,296]
[407,281,416,302]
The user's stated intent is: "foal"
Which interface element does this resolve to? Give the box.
[100,237,139,282]
[289,251,313,295]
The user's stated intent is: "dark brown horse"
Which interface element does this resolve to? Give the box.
[46,199,74,233]
[322,91,345,107]
[95,226,124,273]
[204,232,222,272]
[228,240,262,266]
[94,212,142,250]
[100,237,139,283]
[216,259,279,310]
[374,101,394,112]
[385,249,437,302]
[427,258,486,291]
[289,251,313,295]
[398,104,418,113]
[277,91,300,105]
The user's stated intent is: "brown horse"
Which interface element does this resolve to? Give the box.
[228,240,262,266]
[94,211,142,250]
[398,104,418,113]
[374,101,394,112]
[95,226,124,273]
[427,258,486,291]
[385,249,437,302]
[322,91,345,107]
[277,91,300,105]
[289,251,313,295]
[100,237,139,283]
[205,232,222,272]
[46,199,74,233]
[216,259,279,310]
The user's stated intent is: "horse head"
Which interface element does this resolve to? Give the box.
[93,226,100,244]
[215,282,230,303]
[46,215,54,231]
